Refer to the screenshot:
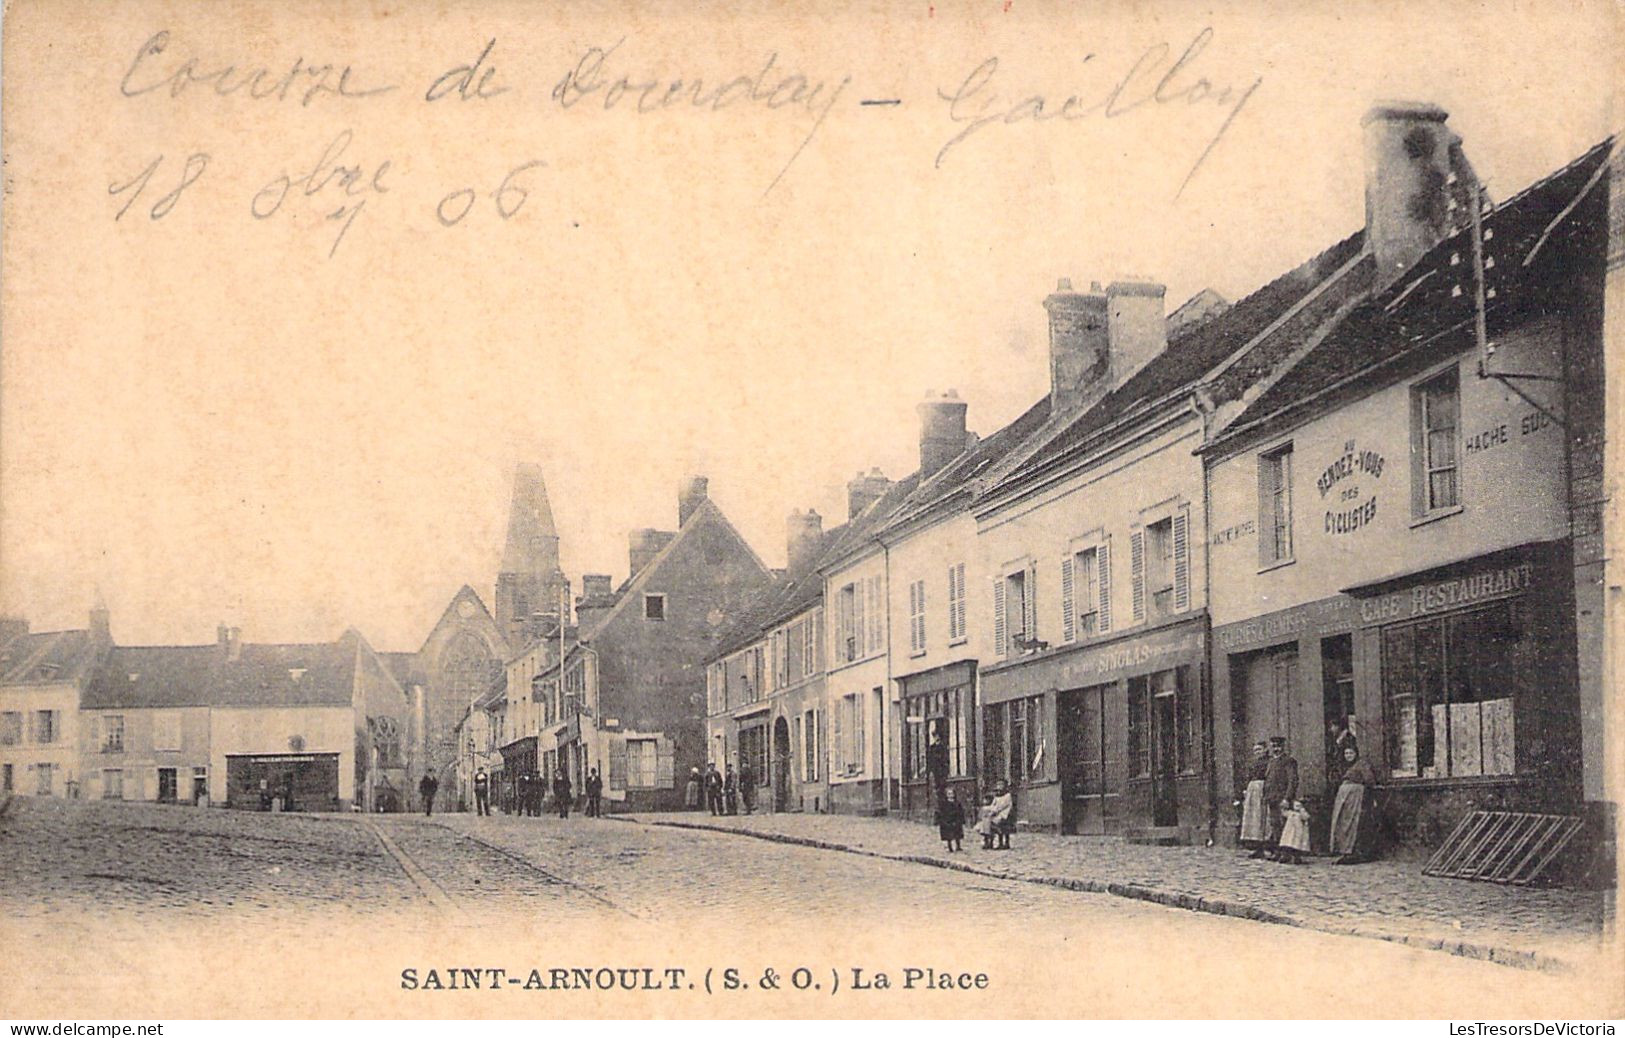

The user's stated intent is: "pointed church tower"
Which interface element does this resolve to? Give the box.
[494,463,570,648]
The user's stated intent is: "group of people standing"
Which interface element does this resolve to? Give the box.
[1237,734,1380,864]
[465,766,604,819]
[689,761,757,816]
[928,730,1014,853]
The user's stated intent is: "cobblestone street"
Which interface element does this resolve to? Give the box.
[3,797,1620,1018]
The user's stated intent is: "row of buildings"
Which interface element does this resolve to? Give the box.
[697,103,1619,857]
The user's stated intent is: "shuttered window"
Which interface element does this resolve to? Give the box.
[908,579,927,654]
[947,562,967,641]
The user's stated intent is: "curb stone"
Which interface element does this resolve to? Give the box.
[626,815,1578,975]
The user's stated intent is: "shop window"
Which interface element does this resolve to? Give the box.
[1383,600,1522,778]
[981,704,1006,785]
[101,768,124,800]
[102,715,125,753]
[1412,369,1461,515]
[903,688,971,782]
[643,594,666,621]
[1259,444,1294,565]
[1127,678,1151,778]
[0,711,20,746]
[1008,696,1046,785]
[1173,668,1199,773]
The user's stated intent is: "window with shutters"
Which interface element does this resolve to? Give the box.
[1413,368,1461,516]
[32,710,56,744]
[786,620,804,681]
[626,739,657,788]
[838,583,860,663]
[947,562,967,642]
[865,576,884,655]
[837,693,865,775]
[1,711,21,746]
[1259,444,1295,565]
[1135,509,1189,622]
[1000,566,1034,654]
[908,579,927,655]
[1147,518,1174,618]
[1064,545,1105,641]
[101,768,124,800]
[803,708,820,780]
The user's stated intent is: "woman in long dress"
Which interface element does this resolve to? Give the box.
[1329,743,1381,863]
[1238,741,1269,857]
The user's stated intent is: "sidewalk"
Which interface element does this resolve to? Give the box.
[624,809,1614,973]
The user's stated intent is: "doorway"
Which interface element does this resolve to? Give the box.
[1059,683,1114,835]
[773,716,791,812]
[1152,688,1179,827]
[157,767,177,804]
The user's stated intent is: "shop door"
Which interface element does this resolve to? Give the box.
[157,767,177,804]
[1059,684,1113,835]
[1242,647,1299,753]
[1152,690,1179,827]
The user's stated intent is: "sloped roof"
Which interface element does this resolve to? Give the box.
[990,229,1371,491]
[83,634,361,710]
[0,628,104,686]
[708,517,854,661]
[1210,138,1614,454]
[500,462,563,574]
[817,471,924,571]
[880,396,1054,534]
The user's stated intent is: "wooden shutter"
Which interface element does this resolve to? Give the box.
[916,580,927,652]
[609,738,627,790]
[1023,563,1037,644]
[655,738,675,788]
[1173,507,1191,613]
[1060,555,1076,643]
[832,697,845,771]
[1130,530,1146,623]
[1098,539,1112,633]
[993,576,1007,658]
[854,582,866,658]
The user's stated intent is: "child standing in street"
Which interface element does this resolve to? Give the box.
[935,789,966,852]
[1277,800,1312,864]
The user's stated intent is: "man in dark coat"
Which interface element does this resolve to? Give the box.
[723,764,738,815]
[553,768,573,819]
[705,763,724,815]
[473,768,490,816]
[926,726,950,797]
[738,760,756,814]
[584,766,603,818]
[1263,736,1299,860]
[419,772,438,817]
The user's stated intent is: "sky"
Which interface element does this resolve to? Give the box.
[1,0,1617,650]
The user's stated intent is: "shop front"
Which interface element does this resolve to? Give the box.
[897,661,977,822]
[1342,539,1581,850]
[980,617,1208,839]
[498,735,537,813]
[1211,595,1360,848]
[224,752,340,811]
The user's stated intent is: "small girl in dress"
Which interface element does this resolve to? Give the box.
[936,789,966,852]
[975,793,997,849]
[1277,800,1312,864]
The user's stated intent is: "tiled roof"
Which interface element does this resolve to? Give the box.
[881,396,1053,532]
[817,472,923,570]
[0,629,103,685]
[708,520,852,661]
[83,633,361,710]
[1211,138,1614,452]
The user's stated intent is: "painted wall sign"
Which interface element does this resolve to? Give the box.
[1318,438,1385,536]
[1215,596,1355,652]
[1356,562,1534,625]
[1211,519,1255,546]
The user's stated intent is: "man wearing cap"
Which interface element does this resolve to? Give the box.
[1263,736,1299,861]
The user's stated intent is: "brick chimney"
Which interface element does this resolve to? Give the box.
[629,528,675,579]
[217,624,242,661]
[0,616,28,647]
[917,389,970,477]
[846,468,891,521]
[678,475,709,526]
[787,509,824,576]
[1044,277,1168,415]
[1363,101,1473,285]
[575,573,616,629]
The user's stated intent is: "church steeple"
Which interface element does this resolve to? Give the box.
[495,463,570,648]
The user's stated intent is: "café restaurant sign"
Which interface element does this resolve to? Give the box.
[1318,438,1386,536]
[1356,562,1534,625]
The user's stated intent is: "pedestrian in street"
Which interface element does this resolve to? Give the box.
[723,763,738,816]
[473,768,490,817]
[926,726,950,798]
[685,767,702,811]
[552,767,573,819]
[585,766,603,818]
[1237,740,1270,858]
[1263,736,1299,861]
[705,763,724,815]
[1277,800,1312,864]
[1328,742,1382,864]
[935,788,965,852]
[988,782,1015,850]
[738,759,756,815]
[419,772,439,817]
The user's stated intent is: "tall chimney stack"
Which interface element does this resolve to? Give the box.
[846,468,891,521]
[917,389,970,478]
[1044,277,1168,415]
[575,574,616,630]
[786,509,824,576]
[678,475,709,526]
[1363,101,1470,285]
[1106,280,1168,387]
[629,528,675,579]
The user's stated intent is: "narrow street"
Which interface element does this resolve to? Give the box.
[3,798,1617,1018]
